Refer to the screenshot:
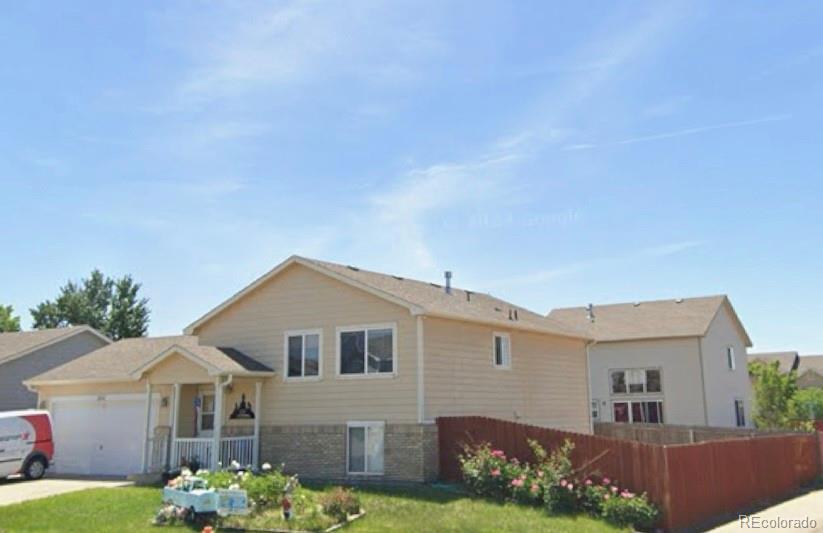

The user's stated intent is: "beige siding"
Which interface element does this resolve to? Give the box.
[424,316,590,433]
[146,353,212,385]
[194,263,418,424]
[700,305,753,427]
[588,338,706,426]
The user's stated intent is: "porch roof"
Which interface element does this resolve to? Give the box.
[26,335,273,385]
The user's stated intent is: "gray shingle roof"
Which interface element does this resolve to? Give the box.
[548,295,752,345]
[798,354,823,375]
[28,335,271,383]
[0,326,107,365]
[748,351,800,372]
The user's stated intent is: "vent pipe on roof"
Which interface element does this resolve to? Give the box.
[586,303,595,323]
[444,271,452,294]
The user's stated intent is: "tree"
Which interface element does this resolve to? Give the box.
[0,304,21,332]
[748,360,797,429]
[789,388,823,422]
[30,269,150,340]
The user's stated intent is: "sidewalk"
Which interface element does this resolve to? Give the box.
[710,490,823,532]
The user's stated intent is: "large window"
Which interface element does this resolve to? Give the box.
[347,421,384,475]
[338,324,395,376]
[493,333,511,369]
[610,368,662,394]
[726,346,736,370]
[735,399,746,427]
[197,393,215,435]
[285,330,321,380]
[612,400,664,424]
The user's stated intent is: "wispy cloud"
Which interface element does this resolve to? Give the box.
[563,114,791,151]
[484,240,706,288]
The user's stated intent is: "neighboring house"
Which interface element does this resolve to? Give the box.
[0,326,110,411]
[748,351,800,373]
[548,295,754,428]
[797,355,823,389]
[26,256,591,480]
[747,352,823,389]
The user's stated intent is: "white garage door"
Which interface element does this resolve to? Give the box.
[51,394,159,476]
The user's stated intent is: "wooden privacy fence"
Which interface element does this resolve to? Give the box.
[437,416,822,531]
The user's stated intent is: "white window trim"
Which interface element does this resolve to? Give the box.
[197,392,216,435]
[492,332,512,370]
[611,399,665,424]
[283,329,324,382]
[335,323,398,379]
[346,421,385,475]
[726,346,736,370]
[608,367,663,396]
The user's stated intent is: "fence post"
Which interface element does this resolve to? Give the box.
[817,430,823,477]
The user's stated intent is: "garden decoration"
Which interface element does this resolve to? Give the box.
[281,474,299,520]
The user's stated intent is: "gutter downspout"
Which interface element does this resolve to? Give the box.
[697,338,710,425]
[585,339,598,434]
[416,315,425,424]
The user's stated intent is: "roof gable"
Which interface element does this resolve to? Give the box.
[0,326,110,366]
[548,295,752,346]
[185,255,587,339]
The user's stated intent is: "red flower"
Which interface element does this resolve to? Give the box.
[491,469,501,477]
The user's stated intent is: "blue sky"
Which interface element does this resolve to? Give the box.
[1,2,821,353]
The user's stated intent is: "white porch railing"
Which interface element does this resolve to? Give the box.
[170,436,255,470]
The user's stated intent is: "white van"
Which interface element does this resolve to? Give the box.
[0,410,54,480]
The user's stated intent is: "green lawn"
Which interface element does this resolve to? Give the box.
[0,484,622,532]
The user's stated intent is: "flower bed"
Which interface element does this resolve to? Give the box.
[153,462,363,532]
[459,439,658,530]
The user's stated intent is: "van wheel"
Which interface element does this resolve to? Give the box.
[24,457,47,480]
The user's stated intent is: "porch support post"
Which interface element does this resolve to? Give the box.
[141,381,153,473]
[253,381,262,469]
[169,383,181,469]
[212,377,224,470]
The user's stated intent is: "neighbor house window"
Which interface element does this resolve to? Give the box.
[610,369,662,394]
[735,399,746,427]
[347,421,384,475]
[591,400,600,421]
[612,400,664,424]
[726,346,736,370]
[338,324,395,376]
[493,333,511,369]
[285,330,322,380]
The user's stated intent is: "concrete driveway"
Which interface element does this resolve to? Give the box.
[0,477,132,507]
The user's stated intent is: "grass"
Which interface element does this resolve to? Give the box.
[0,484,622,532]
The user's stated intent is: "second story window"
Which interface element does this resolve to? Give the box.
[338,324,395,376]
[493,333,511,369]
[610,368,662,394]
[726,346,736,370]
[285,330,321,380]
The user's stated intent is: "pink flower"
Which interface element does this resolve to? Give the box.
[491,469,501,477]
[530,484,539,493]
[560,479,567,487]
[611,486,618,493]
[567,484,574,491]
[537,471,544,478]
[602,477,610,485]
[511,458,520,465]
[621,491,634,498]
[511,478,524,487]
[604,494,610,500]
[585,479,593,486]
[491,450,505,458]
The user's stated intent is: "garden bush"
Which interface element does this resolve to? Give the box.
[319,487,362,521]
[459,439,659,530]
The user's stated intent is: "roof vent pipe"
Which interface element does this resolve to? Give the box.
[444,271,452,294]
[586,303,595,323]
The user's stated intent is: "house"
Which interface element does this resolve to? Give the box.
[25,256,592,480]
[0,326,110,411]
[796,355,823,389]
[748,351,800,373]
[548,295,754,428]
[748,352,823,389]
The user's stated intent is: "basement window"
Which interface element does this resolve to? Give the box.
[347,421,384,475]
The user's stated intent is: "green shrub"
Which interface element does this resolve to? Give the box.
[459,443,516,499]
[601,490,658,529]
[319,487,361,521]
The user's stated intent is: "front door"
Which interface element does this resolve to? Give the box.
[196,393,215,438]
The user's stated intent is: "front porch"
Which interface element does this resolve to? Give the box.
[135,343,274,473]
